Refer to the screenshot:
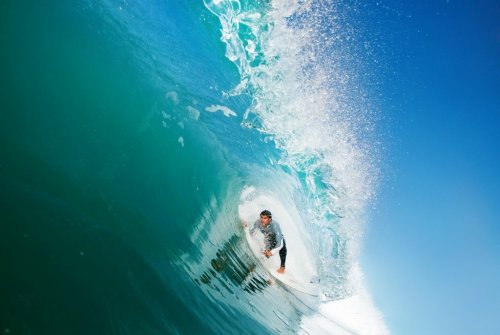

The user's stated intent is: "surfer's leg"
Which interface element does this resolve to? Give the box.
[279,239,287,268]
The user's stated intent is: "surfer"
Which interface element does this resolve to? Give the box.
[247,210,287,274]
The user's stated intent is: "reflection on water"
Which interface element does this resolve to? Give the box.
[195,234,270,294]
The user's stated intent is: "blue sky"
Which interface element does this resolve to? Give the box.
[361,1,499,334]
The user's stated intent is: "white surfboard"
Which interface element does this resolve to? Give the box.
[244,226,319,297]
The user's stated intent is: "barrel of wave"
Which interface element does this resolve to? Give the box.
[238,186,318,291]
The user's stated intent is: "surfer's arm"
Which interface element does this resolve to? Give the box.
[268,238,284,256]
[267,222,284,256]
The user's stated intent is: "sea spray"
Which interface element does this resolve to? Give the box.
[203,0,379,299]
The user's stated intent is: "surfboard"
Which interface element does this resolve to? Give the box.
[244,226,319,297]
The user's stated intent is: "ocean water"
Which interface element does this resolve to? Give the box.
[1,1,387,334]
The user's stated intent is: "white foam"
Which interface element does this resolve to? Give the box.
[300,293,389,335]
[205,104,237,117]
[177,136,184,147]
[166,91,179,104]
[186,106,200,120]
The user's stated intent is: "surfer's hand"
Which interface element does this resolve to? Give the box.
[264,250,272,258]
[242,220,247,228]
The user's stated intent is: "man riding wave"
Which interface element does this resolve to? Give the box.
[247,210,287,274]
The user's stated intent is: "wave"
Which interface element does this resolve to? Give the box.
[1,0,387,333]
[92,0,386,332]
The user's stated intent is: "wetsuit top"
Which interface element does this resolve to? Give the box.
[250,219,284,255]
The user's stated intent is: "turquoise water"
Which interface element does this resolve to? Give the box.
[1,1,379,334]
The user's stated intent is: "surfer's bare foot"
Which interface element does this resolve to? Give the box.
[277,266,285,274]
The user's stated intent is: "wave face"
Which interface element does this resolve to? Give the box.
[1,1,382,334]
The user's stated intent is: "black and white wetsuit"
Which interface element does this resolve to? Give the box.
[250,219,287,268]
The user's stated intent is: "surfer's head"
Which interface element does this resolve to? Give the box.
[260,210,272,225]
[260,210,272,218]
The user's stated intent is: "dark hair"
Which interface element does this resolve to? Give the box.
[260,210,272,218]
